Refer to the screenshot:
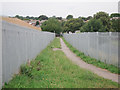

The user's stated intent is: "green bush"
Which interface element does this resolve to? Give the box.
[20,64,33,78]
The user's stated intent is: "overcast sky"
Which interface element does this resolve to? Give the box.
[0,0,119,18]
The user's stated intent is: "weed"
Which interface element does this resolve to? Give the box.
[20,64,33,78]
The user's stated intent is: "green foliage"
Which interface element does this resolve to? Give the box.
[26,16,30,19]
[35,21,40,26]
[15,15,20,18]
[78,16,92,21]
[78,17,87,21]
[110,13,120,18]
[20,64,33,78]
[94,11,113,31]
[15,15,24,20]
[62,37,120,74]
[80,12,119,32]
[15,15,39,20]
[66,15,73,20]
[26,16,38,20]
[41,18,63,34]
[49,16,62,20]
[94,11,109,19]
[111,19,120,32]
[87,16,92,20]
[51,16,56,19]
[80,19,105,32]
[56,17,62,20]
[38,15,48,20]
[63,18,84,33]
[3,38,119,88]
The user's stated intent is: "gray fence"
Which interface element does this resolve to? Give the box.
[0,19,2,89]
[1,21,55,86]
[63,32,119,67]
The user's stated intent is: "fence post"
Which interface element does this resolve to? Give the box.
[88,32,90,56]
[96,32,99,60]
[0,17,2,89]
[109,32,111,65]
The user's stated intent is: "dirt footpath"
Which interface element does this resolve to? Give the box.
[60,38,119,83]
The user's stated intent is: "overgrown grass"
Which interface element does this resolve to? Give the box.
[50,37,61,49]
[3,38,118,88]
[62,37,120,74]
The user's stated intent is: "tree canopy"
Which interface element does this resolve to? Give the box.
[35,21,40,26]
[78,16,92,21]
[38,15,48,20]
[93,11,113,31]
[56,17,62,20]
[41,18,62,34]
[94,12,109,19]
[15,11,119,33]
[110,13,120,18]
[80,19,105,32]
[111,19,120,32]
[66,15,73,20]
[63,18,84,33]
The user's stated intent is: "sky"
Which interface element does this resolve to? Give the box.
[0,0,119,18]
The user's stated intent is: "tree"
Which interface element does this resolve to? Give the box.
[15,15,20,18]
[38,15,48,20]
[80,19,105,32]
[78,17,87,21]
[111,19,120,32]
[94,11,109,19]
[56,17,62,20]
[78,16,92,21]
[87,16,92,20]
[15,15,24,20]
[93,11,112,31]
[34,17,39,20]
[63,18,84,33]
[52,16,56,18]
[41,18,63,34]
[26,16,30,19]
[110,13,120,18]
[35,21,40,26]
[66,15,73,20]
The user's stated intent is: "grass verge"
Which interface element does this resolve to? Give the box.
[62,37,120,74]
[3,38,118,88]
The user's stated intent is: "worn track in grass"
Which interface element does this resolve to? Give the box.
[60,38,119,83]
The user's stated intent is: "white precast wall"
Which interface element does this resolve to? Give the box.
[63,32,119,67]
[2,21,55,84]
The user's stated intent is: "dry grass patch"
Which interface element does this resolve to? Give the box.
[2,17,42,31]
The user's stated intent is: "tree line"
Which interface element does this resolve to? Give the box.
[15,15,62,20]
[41,12,120,34]
[15,12,120,33]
